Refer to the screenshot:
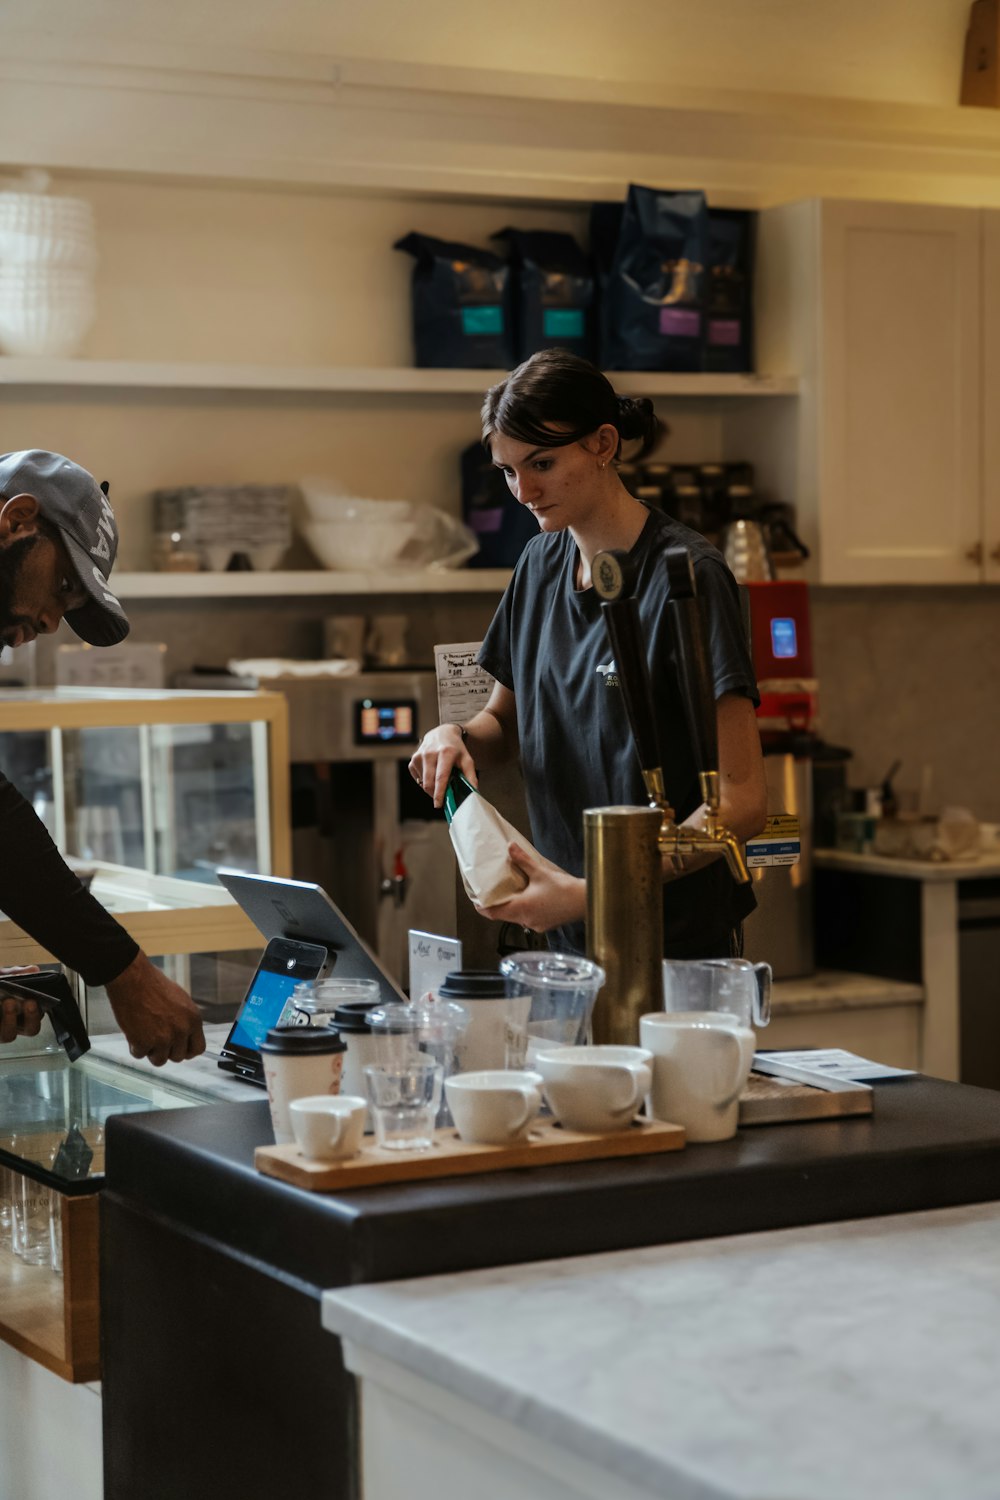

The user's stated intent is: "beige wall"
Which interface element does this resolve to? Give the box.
[1,0,976,107]
[812,586,1000,821]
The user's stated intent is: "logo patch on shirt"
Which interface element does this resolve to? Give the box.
[597,658,619,688]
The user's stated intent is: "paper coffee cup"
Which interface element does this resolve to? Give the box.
[259,1027,346,1144]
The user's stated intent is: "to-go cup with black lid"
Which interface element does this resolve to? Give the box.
[258,1026,346,1144]
[328,999,382,1103]
[438,969,531,1073]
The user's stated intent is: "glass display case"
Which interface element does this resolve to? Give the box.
[0,688,290,1379]
[0,1050,217,1381]
[0,687,291,1049]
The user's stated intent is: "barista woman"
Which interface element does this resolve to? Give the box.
[409,350,767,959]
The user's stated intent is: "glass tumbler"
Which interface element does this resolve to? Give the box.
[364,1062,443,1152]
[289,977,381,1030]
[16,1173,53,1266]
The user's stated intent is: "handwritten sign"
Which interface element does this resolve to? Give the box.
[433,641,495,727]
[408,929,462,1001]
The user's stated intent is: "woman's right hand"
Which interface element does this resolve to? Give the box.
[408,724,477,810]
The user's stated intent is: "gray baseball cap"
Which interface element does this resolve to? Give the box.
[0,449,130,646]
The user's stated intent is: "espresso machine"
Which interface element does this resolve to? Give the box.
[740,579,817,978]
[584,546,752,1045]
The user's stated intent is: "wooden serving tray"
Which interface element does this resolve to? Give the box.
[738,1071,874,1126]
[255,1115,685,1192]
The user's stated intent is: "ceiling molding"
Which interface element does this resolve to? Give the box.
[4,46,1000,205]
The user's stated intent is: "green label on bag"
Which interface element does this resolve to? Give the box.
[462,305,503,336]
[444,770,478,826]
[543,308,584,338]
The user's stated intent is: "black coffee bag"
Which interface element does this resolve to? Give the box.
[492,228,594,362]
[394,232,514,368]
[589,200,626,370]
[704,210,755,374]
[460,441,540,568]
[603,185,709,372]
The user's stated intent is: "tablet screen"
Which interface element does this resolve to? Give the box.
[227,967,301,1054]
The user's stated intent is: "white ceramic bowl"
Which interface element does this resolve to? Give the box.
[299,487,413,526]
[0,193,97,266]
[0,269,96,356]
[303,519,419,572]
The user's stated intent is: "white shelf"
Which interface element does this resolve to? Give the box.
[0,358,798,399]
[112,569,513,599]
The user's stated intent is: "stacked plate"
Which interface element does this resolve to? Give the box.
[0,187,98,357]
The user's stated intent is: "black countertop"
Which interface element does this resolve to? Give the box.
[105,1077,1000,1290]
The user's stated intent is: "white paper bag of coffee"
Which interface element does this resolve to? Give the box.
[446,782,537,907]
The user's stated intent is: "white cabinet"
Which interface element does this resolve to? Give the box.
[981,210,1000,585]
[757,198,997,585]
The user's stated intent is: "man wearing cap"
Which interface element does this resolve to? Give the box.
[0,450,205,1065]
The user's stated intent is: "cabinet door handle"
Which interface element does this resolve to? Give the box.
[966,541,984,565]
[991,544,1000,565]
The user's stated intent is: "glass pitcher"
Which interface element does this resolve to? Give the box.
[661,958,771,1029]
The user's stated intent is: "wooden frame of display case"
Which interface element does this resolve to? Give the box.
[0,1145,102,1382]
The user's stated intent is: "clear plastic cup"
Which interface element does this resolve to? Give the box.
[364,1062,442,1152]
[500,952,606,1066]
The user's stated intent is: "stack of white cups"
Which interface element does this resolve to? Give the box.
[0,172,97,356]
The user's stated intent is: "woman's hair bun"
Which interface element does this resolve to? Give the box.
[616,393,666,458]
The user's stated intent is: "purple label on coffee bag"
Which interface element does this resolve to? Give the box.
[659,307,701,338]
[470,508,504,534]
[709,319,741,346]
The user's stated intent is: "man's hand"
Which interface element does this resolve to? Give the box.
[105,951,205,1067]
[0,965,42,1043]
[475,843,587,933]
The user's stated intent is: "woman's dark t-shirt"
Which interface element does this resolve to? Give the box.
[478,508,759,958]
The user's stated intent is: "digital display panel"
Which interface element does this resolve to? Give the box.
[227,966,300,1053]
[354,698,418,745]
[770,617,798,660]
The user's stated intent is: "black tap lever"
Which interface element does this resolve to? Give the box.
[664,547,718,778]
[593,549,664,791]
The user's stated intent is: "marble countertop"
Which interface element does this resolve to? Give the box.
[323,1201,1000,1500]
[89,1024,262,1103]
[815,847,1000,881]
[770,968,923,1014]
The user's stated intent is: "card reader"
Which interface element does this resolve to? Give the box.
[0,972,91,1062]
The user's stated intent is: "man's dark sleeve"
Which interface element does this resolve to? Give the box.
[0,772,140,987]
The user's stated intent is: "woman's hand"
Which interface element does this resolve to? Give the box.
[408,724,477,810]
[476,842,586,933]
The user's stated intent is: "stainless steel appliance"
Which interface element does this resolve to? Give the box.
[742,752,814,978]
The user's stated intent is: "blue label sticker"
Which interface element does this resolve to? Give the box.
[543,308,585,338]
[462,306,503,336]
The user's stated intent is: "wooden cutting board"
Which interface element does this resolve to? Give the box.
[738,1071,873,1126]
[255,1115,685,1192]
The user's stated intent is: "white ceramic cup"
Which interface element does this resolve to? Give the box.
[289,1095,366,1162]
[535,1046,653,1134]
[639,1011,756,1143]
[444,1070,544,1145]
[259,1031,346,1145]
